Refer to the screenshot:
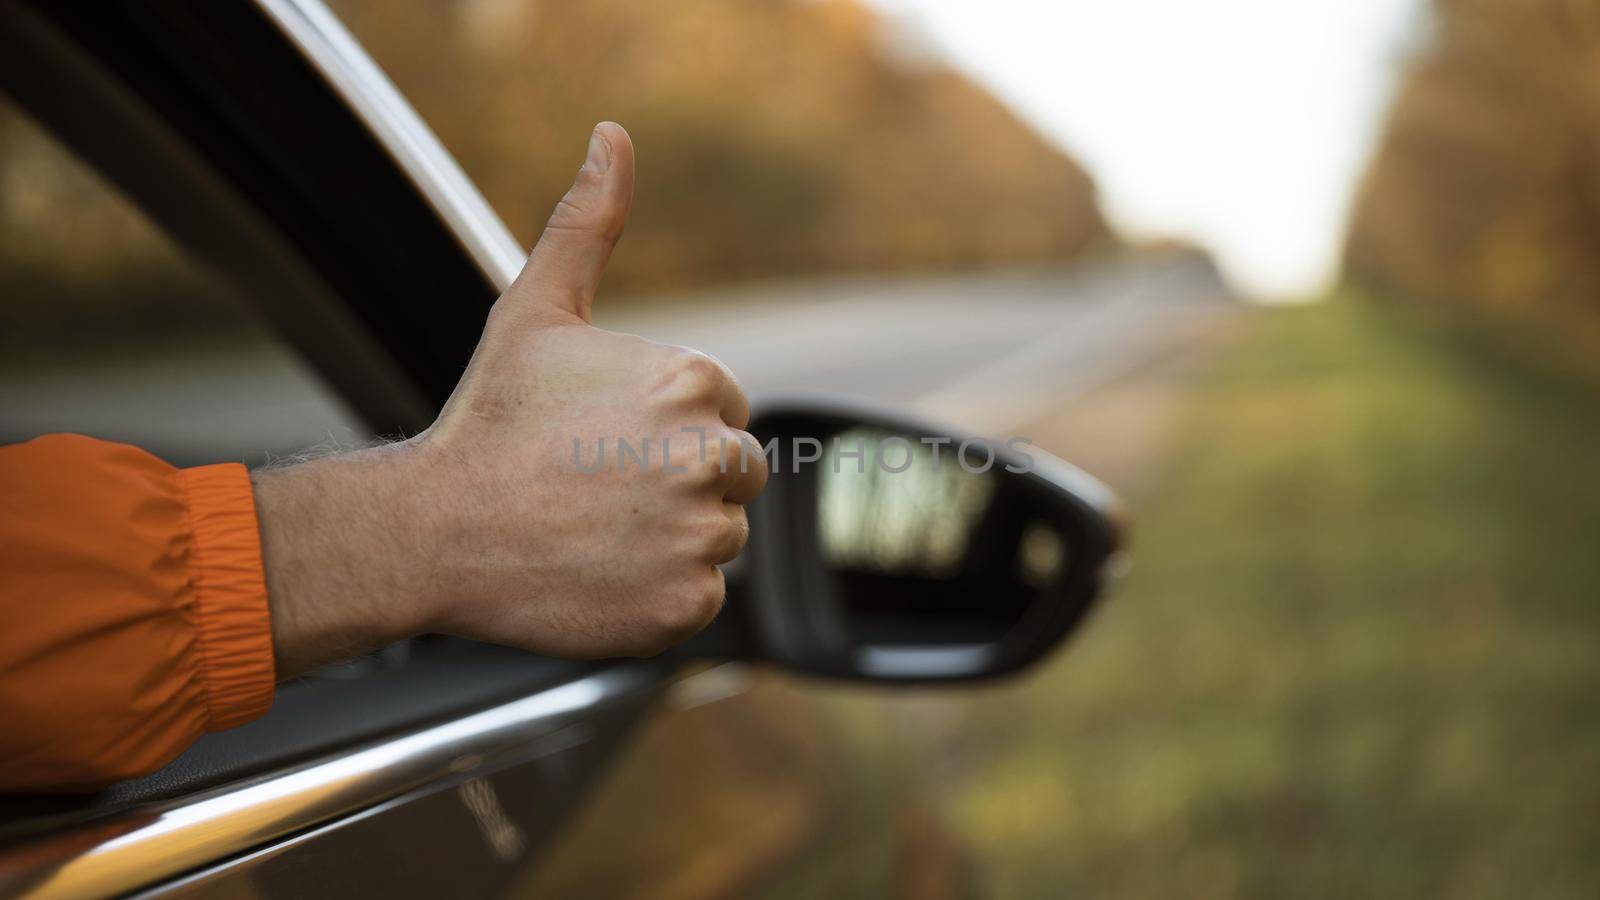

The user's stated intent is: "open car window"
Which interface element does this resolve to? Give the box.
[0,98,367,468]
[0,7,599,837]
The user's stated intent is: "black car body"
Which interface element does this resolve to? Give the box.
[0,3,1120,896]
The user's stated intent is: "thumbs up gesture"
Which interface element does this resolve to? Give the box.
[255,124,768,673]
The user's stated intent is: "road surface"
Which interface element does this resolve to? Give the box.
[603,254,1231,434]
[0,255,1232,463]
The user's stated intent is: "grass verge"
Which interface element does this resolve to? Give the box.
[928,292,1600,897]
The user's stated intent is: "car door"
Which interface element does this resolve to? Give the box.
[0,1,676,896]
[0,3,1125,897]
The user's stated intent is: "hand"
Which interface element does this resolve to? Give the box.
[253,123,768,677]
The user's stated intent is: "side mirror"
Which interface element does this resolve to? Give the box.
[704,397,1125,682]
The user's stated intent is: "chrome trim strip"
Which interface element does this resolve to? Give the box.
[252,0,526,291]
[1,665,657,899]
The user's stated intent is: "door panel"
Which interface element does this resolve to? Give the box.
[145,701,648,900]
[510,668,830,900]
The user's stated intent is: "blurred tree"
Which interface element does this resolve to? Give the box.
[0,103,248,343]
[0,0,1111,338]
[327,0,1112,296]
[1345,0,1600,344]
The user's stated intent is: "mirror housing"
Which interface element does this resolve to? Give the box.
[702,396,1125,682]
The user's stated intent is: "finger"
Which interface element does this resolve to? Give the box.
[665,346,748,427]
[505,122,635,323]
[722,430,769,505]
[719,366,750,429]
[713,502,751,565]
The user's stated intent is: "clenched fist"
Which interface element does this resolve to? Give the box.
[254,123,768,676]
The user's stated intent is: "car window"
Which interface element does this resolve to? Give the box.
[0,98,366,469]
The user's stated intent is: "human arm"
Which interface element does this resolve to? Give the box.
[0,123,766,791]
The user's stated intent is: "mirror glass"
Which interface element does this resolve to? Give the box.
[813,426,1082,648]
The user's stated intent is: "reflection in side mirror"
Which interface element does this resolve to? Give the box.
[722,398,1124,683]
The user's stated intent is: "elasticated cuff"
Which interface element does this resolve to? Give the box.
[179,462,276,731]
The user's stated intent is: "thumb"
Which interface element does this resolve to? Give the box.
[507,122,635,323]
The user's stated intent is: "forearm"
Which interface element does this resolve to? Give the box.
[251,442,441,678]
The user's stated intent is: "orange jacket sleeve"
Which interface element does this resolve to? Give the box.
[0,434,276,793]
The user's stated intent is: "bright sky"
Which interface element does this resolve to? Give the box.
[863,0,1426,300]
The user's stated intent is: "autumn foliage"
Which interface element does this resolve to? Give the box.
[1345,0,1600,342]
[327,0,1111,296]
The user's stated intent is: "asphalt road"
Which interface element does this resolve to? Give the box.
[599,254,1233,434]
[0,255,1232,464]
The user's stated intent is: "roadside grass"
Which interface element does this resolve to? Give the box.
[930,291,1600,897]
[758,291,1600,898]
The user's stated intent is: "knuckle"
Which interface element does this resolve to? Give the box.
[663,435,720,485]
[726,511,751,554]
[654,573,724,642]
[736,430,770,478]
[697,511,742,557]
[667,349,727,396]
[704,428,760,479]
[543,182,624,245]
[697,433,738,482]
[690,454,724,487]
[693,513,731,553]
[724,380,751,427]
[546,190,598,231]
[648,348,735,415]
[694,571,728,624]
[679,351,724,383]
